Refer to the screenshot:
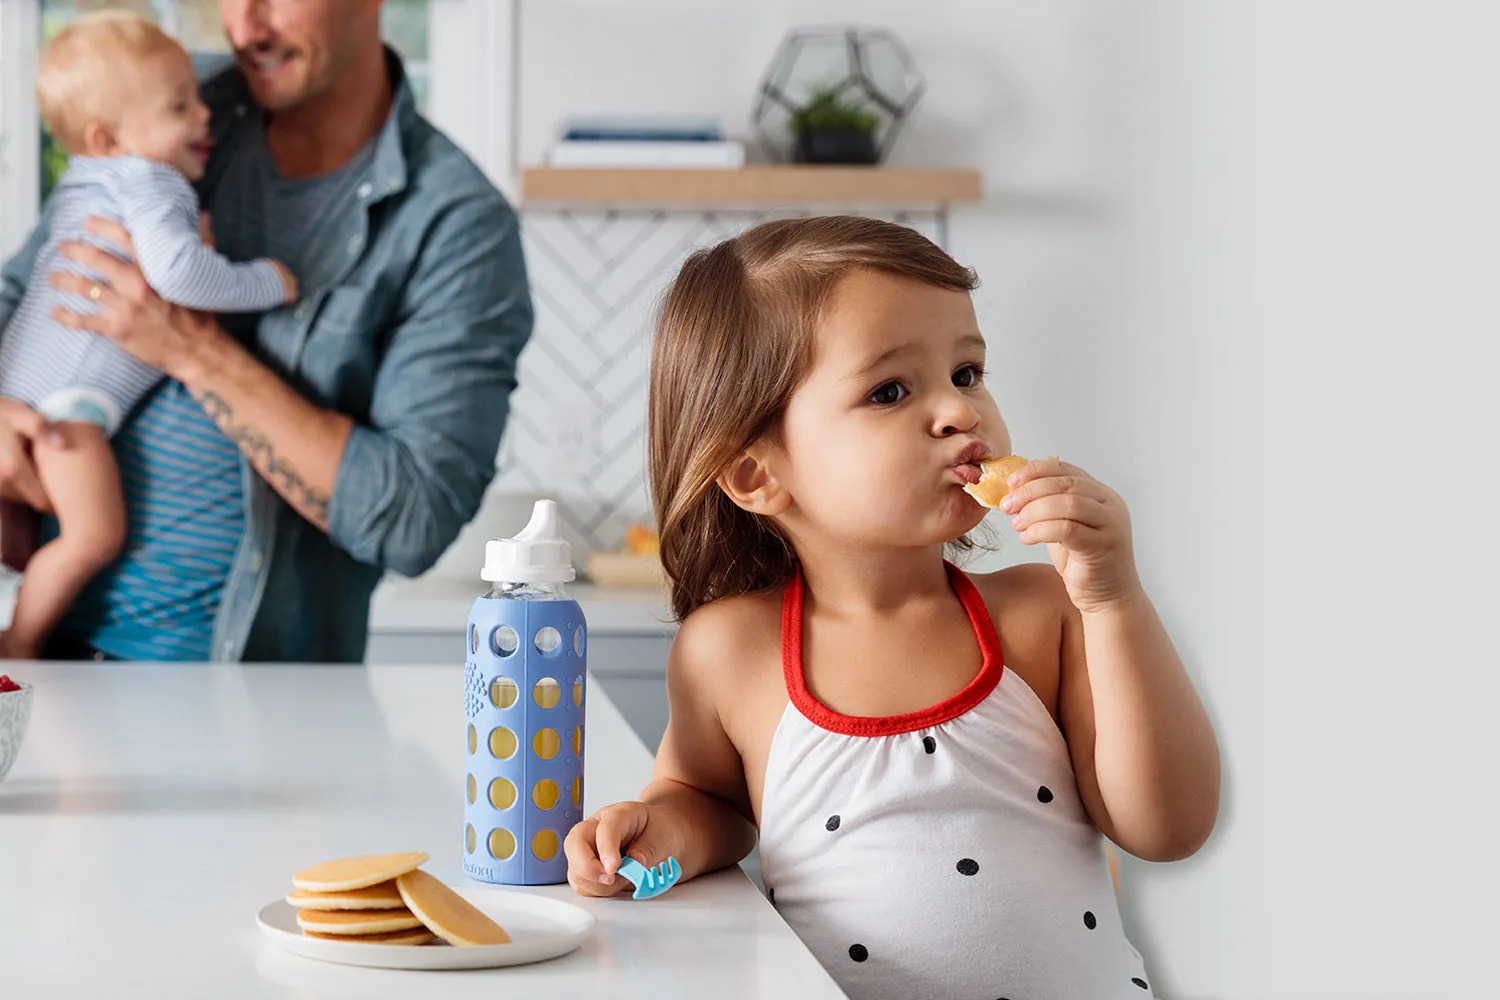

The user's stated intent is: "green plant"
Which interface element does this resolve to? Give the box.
[789,86,879,135]
[41,130,69,201]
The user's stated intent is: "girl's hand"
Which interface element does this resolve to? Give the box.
[564,800,688,898]
[1000,459,1144,614]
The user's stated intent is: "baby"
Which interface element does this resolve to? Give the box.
[0,11,296,659]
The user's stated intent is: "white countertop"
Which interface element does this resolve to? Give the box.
[0,569,675,638]
[370,576,676,637]
[0,663,843,999]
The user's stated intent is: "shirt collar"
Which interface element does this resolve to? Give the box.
[201,46,415,202]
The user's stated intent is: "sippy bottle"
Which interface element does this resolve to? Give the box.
[462,499,586,885]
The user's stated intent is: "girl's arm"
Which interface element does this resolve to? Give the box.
[565,608,759,894]
[633,613,761,880]
[1003,458,1220,862]
[1059,588,1221,862]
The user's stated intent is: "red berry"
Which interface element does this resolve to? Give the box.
[0,674,20,693]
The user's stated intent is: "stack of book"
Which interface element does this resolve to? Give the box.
[547,115,745,169]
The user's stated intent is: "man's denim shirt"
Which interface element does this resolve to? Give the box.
[0,54,534,662]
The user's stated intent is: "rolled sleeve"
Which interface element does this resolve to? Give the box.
[326,194,533,577]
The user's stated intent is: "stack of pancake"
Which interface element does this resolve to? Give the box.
[286,852,512,947]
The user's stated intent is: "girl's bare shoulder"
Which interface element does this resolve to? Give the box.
[670,588,785,687]
[965,562,1073,716]
[670,588,790,757]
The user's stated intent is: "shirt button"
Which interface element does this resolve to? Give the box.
[220,641,236,659]
[248,550,263,572]
[357,182,372,199]
[347,236,362,255]
[235,103,246,117]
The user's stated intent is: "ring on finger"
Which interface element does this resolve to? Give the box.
[88,284,102,301]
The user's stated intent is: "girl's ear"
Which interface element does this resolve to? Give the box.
[717,441,791,517]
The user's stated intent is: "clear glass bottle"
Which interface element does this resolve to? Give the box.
[462,500,586,885]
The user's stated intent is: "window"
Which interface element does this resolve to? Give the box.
[0,0,514,258]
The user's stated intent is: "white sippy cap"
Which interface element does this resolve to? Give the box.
[481,499,576,583]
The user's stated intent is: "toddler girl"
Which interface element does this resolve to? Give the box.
[564,216,1220,999]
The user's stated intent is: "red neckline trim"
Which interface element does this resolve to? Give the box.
[781,562,1005,737]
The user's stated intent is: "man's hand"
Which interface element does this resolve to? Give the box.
[42,218,349,530]
[47,216,225,382]
[0,398,56,513]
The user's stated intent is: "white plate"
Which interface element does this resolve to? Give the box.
[256,886,596,970]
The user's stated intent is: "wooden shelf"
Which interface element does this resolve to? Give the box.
[519,166,983,207]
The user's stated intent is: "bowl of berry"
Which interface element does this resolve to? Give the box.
[0,673,32,785]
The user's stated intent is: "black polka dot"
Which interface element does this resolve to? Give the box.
[1037,785,1054,803]
[825,814,841,832]
[922,735,937,754]
[848,943,868,962]
[1132,978,1149,990]
[1084,910,1097,930]
[956,858,980,876]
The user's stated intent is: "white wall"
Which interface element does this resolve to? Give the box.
[517,1,1498,997]
[519,0,1106,189]
[1103,3,1498,998]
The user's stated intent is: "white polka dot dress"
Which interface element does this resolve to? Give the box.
[758,565,1156,1000]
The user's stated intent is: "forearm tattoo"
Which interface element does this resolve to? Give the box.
[195,389,331,526]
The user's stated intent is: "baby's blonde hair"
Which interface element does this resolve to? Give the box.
[36,10,182,151]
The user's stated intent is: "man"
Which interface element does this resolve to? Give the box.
[0,0,532,662]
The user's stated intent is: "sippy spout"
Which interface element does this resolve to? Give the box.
[514,499,562,544]
[482,499,576,583]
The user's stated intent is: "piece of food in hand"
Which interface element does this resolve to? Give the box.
[0,675,21,693]
[396,869,512,946]
[963,455,1031,509]
[624,523,659,556]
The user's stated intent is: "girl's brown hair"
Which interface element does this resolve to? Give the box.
[648,216,979,622]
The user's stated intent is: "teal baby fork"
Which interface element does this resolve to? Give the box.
[616,857,682,900]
